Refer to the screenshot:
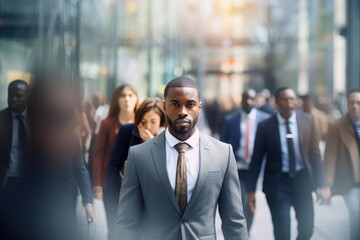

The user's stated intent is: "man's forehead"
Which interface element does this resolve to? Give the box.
[280,90,296,97]
[166,87,199,98]
[10,83,27,90]
[349,92,360,100]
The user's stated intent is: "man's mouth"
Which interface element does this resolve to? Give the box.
[175,119,190,126]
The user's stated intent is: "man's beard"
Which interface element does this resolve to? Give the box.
[167,116,198,136]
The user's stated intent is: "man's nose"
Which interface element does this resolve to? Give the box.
[179,106,188,116]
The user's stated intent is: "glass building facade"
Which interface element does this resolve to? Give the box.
[0,0,359,108]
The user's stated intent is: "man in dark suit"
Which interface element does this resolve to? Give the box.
[0,80,29,232]
[115,77,248,240]
[221,89,270,231]
[0,80,28,191]
[247,87,329,240]
[324,89,360,240]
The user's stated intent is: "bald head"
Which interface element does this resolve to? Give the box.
[164,77,200,100]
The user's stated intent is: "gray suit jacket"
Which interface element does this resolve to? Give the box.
[115,132,248,240]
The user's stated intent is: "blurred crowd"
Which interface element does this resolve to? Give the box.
[0,73,359,240]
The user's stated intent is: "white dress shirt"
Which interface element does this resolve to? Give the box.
[237,108,257,169]
[276,112,305,173]
[165,128,200,203]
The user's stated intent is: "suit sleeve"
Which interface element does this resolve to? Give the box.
[309,117,327,188]
[218,144,248,240]
[115,146,144,239]
[105,126,132,203]
[247,122,266,193]
[74,151,93,205]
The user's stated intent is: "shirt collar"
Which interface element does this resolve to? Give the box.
[11,108,27,119]
[276,111,297,125]
[348,114,360,125]
[241,108,257,120]
[165,127,200,149]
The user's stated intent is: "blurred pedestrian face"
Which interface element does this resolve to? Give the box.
[8,83,28,113]
[276,89,297,119]
[241,90,256,113]
[164,87,202,141]
[302,98,313,113]
[348,92,360,121]
[118,87,138,113]
[139,110,161,136]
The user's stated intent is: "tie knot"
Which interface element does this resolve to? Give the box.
[174,142,190,153]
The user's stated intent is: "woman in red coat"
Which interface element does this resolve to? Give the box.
[92,84,139,200]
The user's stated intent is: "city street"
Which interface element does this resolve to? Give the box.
[77,190,350,240]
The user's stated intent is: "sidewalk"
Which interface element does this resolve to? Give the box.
[77,191,350,240]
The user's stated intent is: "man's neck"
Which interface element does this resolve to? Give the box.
[168,127,198,142]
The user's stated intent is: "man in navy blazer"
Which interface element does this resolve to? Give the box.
[247,87,330,240]
[221,89,270,231]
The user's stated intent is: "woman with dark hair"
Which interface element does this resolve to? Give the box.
[104,97,167,240]
[92,84,139,200]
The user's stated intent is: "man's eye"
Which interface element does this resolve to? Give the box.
[187,103,195,108]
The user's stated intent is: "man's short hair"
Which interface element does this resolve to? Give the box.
[347,88,360,98]
[164,76,200,100]
[8,79,28,92]
[274,86,293,100]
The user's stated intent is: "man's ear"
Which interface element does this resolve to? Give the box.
[199,101,202,112]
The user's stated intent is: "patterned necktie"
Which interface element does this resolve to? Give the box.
[174,142,190,214]
[285,120,296,177]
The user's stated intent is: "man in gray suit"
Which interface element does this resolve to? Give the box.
[115,77,248,240]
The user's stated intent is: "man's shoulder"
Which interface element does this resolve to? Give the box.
[130,132,164,151]
[296,110,313,121]
[257,113,276,126]
[0,108,11,125]
[0,107,10,116]
[223,110,241,122]
[256,109,272,120]
[200,132,229,149]
[332,115,350,128]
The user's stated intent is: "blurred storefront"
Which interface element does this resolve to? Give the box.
[0,0,359,109]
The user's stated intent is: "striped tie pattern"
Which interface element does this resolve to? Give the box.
[354,121,360,140]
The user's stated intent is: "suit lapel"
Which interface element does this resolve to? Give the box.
[183,133,210,217]
[271,115,281,154]
[296,112,306,156]
[340,117,360,170]
[233,112,241,150]
[5,109,13,157]
[151,132,181,215]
